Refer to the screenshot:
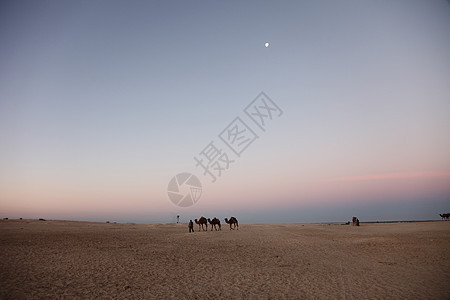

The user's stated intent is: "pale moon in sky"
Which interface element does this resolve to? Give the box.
[265,42,269,48]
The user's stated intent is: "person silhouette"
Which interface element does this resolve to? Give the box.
[188,220,194,233]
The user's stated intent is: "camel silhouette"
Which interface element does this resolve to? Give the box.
[207,217,221,231]
[440,213,449,221]
[195,217,208,231]
[224,217,239,230]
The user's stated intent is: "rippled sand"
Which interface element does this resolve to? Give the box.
[1,219,449,299]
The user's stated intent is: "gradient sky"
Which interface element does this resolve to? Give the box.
[1,0,449,223]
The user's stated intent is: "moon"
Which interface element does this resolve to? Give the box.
[265,42,269,48]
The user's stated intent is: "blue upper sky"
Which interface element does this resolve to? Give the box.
[0,0,449,223]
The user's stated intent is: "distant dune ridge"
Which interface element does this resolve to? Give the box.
[1,219,449,299]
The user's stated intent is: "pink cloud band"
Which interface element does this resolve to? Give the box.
[322,172,450,183]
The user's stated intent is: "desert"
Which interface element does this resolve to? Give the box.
[1,219,449,299]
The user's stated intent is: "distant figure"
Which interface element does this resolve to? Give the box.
[177,215,180,223]
[224,217,239,230]
[188,220,194,233]
[352,217,357,226]
[440,213,450,221]
[356,218,360,226]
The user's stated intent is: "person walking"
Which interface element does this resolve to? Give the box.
[188,220,194,233]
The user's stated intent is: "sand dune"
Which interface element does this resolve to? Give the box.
[1,219,449,299]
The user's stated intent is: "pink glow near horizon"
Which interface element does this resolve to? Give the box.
[2,169,449,221]
[320,171,450,183]
[200,170,450,209]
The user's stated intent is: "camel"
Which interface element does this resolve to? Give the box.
[207,217,221,231]
[214,218,222,231]
[440,213,450,221]
[351,217,360,226]
[224,217,239,230]
[194,217,208,231]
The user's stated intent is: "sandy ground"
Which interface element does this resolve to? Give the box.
[0,219,449,299]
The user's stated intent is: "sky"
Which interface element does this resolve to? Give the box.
[0,0,449,224]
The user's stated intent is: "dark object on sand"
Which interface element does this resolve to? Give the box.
[3,218,8,220]
[207,217,221,231]
[352,217,360,226]
[188,220,194,233]
[39,218,46,221]
[195,217,208,231]
[224,217,239,230]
